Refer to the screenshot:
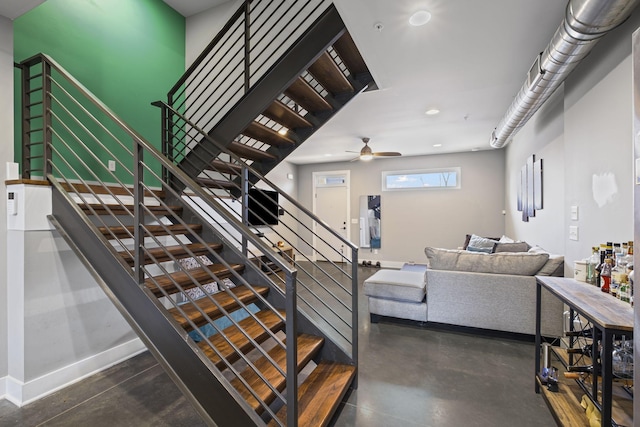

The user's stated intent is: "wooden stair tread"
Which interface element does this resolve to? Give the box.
[196,177,237,190]
[268,362,356,427]
[284,77,333,113]
[332,32,368,76]
[243,121,295,147]
[197,308,285,369]
[229,141,277,162]
[146,264,245,297]
[308,51,354,94]
[233,334,324,413]
[168,284,267,329]
[99,223,202,240]
[208,159,243,175]
[119,242,222,266]
[80,204,182,216]
[263,100,312,130]
[60,182,165,198]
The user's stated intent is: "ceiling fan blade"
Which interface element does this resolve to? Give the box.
[349,156,360,162]
[345,150,360,154]
[373,152,402,157]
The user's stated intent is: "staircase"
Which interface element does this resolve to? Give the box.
[17,1,374,426]
[162,1,375,191]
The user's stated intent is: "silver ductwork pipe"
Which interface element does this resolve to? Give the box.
[489,0,639,149]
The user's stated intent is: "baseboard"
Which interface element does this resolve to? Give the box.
[0,376,6,402]
[358,260,406,269]
[3,338,146,407]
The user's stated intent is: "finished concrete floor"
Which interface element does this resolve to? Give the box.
[0,266,556,426]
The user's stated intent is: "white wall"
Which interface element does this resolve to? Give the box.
[0,14,13,388]
[505,11,638,271]
[505,87,565,255]
[297,150,506,265]
[185,0,241,67]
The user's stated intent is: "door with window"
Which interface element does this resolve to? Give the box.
[313,172,350,262]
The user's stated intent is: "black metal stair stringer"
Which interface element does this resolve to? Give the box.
[48,182,261,427]
[177,5,347,187]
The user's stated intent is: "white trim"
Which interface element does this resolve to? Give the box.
[3,338,146,407]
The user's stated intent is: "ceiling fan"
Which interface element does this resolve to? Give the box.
[348,137,402,161]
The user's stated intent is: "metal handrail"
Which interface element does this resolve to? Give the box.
[18,53,307,426]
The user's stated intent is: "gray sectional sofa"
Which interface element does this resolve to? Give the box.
[364,246,565,337]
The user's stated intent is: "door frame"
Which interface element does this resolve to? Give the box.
[312,170,351,262]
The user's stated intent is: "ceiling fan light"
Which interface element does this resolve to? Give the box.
[360,153,374,161]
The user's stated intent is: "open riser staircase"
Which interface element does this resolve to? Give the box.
[17,1,375,426]
[163,1,375,190]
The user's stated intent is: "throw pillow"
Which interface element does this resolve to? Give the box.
[499,235,516,243]
[492,242,530,253]
[466,234,498,252]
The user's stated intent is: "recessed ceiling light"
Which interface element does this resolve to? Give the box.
[425,108,440,115]
[278,127,288,135]
[471,148,480,152]
[409,10,431,26]
[324,153,333,157]
[433,144,442,148]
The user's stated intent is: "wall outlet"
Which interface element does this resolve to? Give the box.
[108,160,116,172]
[569,225,579,241]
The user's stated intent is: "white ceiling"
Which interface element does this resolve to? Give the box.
[3,0,570,164]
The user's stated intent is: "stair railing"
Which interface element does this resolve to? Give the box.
[18,52,358,427]
[157,99,359,357]
[166,0,331,163]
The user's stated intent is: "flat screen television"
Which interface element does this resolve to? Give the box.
[248,188,279,226]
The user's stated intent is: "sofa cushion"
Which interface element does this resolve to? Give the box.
[364,270,426,303]
[528,246,564,276]
[492,242,530,253]
[424,247,549,276]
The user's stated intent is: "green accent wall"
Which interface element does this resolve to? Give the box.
[13,0,185,178]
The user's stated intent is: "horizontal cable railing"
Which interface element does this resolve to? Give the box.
[167,0,331,157]
[157,100,358,353]
[18,52,358,427]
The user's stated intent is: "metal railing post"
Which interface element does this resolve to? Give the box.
[42,59,53,178]
[351,246,359,388]
[19,62,31,179]
[285,270,298,427]
[158,102,170,185]
[243,0,251,92]
[241,165,249,257]
[133,140,145,284]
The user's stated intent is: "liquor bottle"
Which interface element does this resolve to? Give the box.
[601,258,612,293]
[587,246,600,286]
[611,253,626,298]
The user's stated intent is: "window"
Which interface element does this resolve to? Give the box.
[382,168,461,191]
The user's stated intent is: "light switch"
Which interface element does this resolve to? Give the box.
[569,226,579,241]
[570,205,578,221]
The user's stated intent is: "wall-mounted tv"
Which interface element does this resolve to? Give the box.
[248,188,279,226]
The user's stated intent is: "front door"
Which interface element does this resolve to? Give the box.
[313,172,349,262]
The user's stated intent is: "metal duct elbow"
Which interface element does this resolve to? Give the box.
[489,0,639,149]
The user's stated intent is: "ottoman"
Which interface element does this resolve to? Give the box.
[364,269,427,322]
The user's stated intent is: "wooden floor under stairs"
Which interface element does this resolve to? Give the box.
[73,190,355,426]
